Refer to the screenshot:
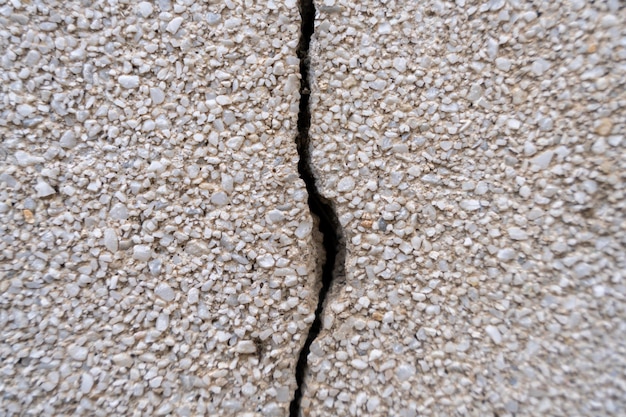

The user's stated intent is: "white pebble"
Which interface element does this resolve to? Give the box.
[15,150,44,166]
[497,248,516,261]
[133,245,151,262]
[109,202,128,220]
[530,150,554,170]
[103,228,118,252]
[337,177,355,192]
[395,363,415,381]
[351,359,368,370]
[119,75,140,89]
[156,313,169,331]
[485,325,502,344]
[81,373,94,394]
[257,254,275,269]
[508,227,528,240]
[137,2,153,17]
[35,179,56,197]
[155,283,175,301]
[68,344,88,361]
[150,87,165,104]
[531,58,550,76]
[59,131,76,148]
[17,104,35,117]
[188,288,199,304]
[211,191,229,206]
[460,199,481,211]
[166,17,184,34]
[235,340,257,354]
[112,353,133,367]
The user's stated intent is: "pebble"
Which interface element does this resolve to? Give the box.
[137,2,154,17]
[485,325,503,344]
[210,191,229,206]
[155,283,175,302]
[112,353,133,368]
[118,75,140,89]
[23,209,35,224]
[166,17,184,34]
[35,179,56,197]
[68,345,89,361]
[337,177,355,192]
[530,150,554,170]
[595,118,613,136]
[103,228,119,252]
[257,254,275,269]
[133,245,152,262]
[81,373,94,394]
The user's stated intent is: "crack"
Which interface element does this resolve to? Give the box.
[290,0,345,416]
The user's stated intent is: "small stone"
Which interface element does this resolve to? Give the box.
[68,344,89,361]
[295,221,312,239]
[234,340,257,354]
[495,57,511,71]
[216,95,232,106]
[35,179,56,197]
[112,352,133,367]
[185,240,210,256]
[206,12,221,26]
[460,199,481,211]
[81,373,94,394]
[16,104,35,117]
[103,228,118,252]
[395,363,416,381]
[109,203,128,220]
[156,312,169,331]
[485,325,502,344]
[508,227,528,240]
[150,87,165,105]
[119,75,140,89]
[133,244,151,262]
[337,177,355,192]
[137,1,153,17]
[530,150,554,170]
[211,191,229,206]
[595,118,613,136]
[507,119,521,130]
[15,150,44,166]
[60,131,77,148]
[166,17,184,34]
[367,397,380,412]
[23,209,35,224]
[188,288,199,304]
[257,254,275,269]
[351,359,368,370]
[267,209,285,223]
[497,248,516,261]
[531,58,550,76]
[155,283,175,302]
[393,57,407,72]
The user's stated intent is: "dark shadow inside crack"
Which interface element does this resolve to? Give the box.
[290,0,345,416]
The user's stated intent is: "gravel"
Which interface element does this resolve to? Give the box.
[302,0,626,416]
[0,1,316,416]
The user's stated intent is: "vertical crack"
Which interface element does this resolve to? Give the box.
[291,0,345,416]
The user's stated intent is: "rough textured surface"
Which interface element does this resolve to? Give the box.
[304,0,626,416]
[0,1,318,416]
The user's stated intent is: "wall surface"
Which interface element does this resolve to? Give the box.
[303,0,625,416]
[0,0,625,417]
[0,1,317,416]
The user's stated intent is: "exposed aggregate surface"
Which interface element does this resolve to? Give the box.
[0,0,625,416]
[0,1,318,416]
[302,0,626,416]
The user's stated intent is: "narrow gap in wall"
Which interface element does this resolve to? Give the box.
[290,0,345,416]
